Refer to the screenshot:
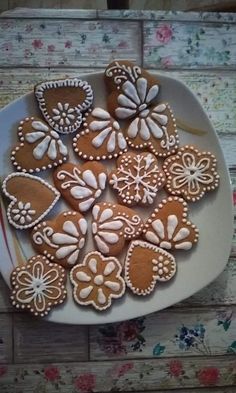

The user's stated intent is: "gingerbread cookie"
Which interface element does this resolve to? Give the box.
[35,78,93,134]
[125,240,176,296]
[11,255,67,317]
[73,107,127,160]
[104,60,159,119]
[70,251,125,311]
[53,161,107,213]
[11,117,68,173]
[2,172,60,230]
[31,211,87,268]
[109,152,166,206]
[92,202,143,256]
[163,145,220,202]
[124,103,179,157]
[143,197,199,250]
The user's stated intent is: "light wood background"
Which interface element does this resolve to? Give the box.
[0,5,236,393]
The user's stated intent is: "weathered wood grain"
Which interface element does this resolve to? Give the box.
[0,19,141,67]
[9,0,61,9]
[89,306,236,360]
[0,356,235,392]
[144,21,236,69]
[0,275,12,312]
[2,7,97,18]
[14,314,89,363]
[0,313,12,363]
[0,0,9,14]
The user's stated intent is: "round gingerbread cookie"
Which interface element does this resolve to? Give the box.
[70,251,125,311]
[109,151,166,206]
[163,145,220,202]
[10,255,67,317]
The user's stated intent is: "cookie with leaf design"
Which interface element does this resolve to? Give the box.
[31,211,87,268]
[11,117,68,173]
[143,196,199,251]
[92,202,143,256]
[53,161,107,213]
[35,78,93,134]
[73,107,127,160]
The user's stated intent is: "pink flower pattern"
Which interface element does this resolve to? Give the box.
[32,39,43,49]
[44,366,60,382]
[156,24,173,44]
[74,373,96,393]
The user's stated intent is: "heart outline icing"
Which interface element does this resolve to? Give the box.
[35,78,93,134]
[2,172,60,230]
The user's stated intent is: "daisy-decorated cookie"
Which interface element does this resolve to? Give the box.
[143,196,199,251]
[35,78,93,134]
[2,172,60,230]
[70,251,125,311]
[125,240,176,296]
[109,151,166,206]
[31,211,87,268]
[92,202,143,256]
[73,107,127,160]
[163,145,220,202]
[53,161,107,213]
[11,255,67,317]
[11,117,68,173]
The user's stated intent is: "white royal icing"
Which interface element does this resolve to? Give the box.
[105,61,142,85]
[109,153,165,205]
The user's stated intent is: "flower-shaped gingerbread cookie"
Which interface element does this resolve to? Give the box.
[109,152,166,206]
[125,240,176,296]
[53,161,107,213]
[70,251,125,311]
[11,117,68,173]
[73,108,127,160]
[163,145,220,202]
[35,78,93,134]
[143,197,199,250]
[31,211,87,268]
[10,255,67,317]
[92,203,143,256]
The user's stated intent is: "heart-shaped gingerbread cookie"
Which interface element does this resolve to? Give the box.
[92,202,143,256]
[143,196,199,250]
[53,161,107,213]
[31,211,87,268]
[2,172,60,230]
[125,240,176,296]
[35,78,93,134]
[73,108,127,161]
[11,117,68,173]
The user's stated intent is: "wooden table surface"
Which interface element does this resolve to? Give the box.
[0,7,236,393]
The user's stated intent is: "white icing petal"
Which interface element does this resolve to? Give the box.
[82,170,98,189]
[145,84,159,104]
[139,119,150,141]
[103,262,116,276]
[63,221,79,237]
[92,108,111,120]
[127,117,139,138]
[122,80,141,105]
[32,121,49,132]
[47,139,57,160]
[33,135,51,159]
[104,281,120,292]
[99,208,113,223]
[97,231,119,244]
[67,249,79,264]
[117,94,137,109]
[167,215,178,240]
[94,235,109,254]
[92,127,112,148]
[115,107,136,119]
[56,245,77,259]
[90,120,110,131]
[71,186,93,199]
[79,198,95,212]
[145,230,160,244]
[88,258,97,273]
[25,131,45,143]
[175,241,192,250]
[80,286,93,299]
[76,271,91,282]
[152,219,165,239]
[97,288,106,304]
[146,116,163,138]
[79,218,87,235]
[58,140,68,156]
[52,233,78,244]
[117,133,127,149]
[136,77,147,102]
[98,173,107,190]
[92,205,100,220]
[107,131,116,153]
[173,227,190,242]
[99,220,123,230]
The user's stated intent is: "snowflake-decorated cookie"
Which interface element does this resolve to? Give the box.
[125,240,176,296]
[73,107,127,160]
[35,78,93,134]
[53,161,107,213]
[2,172,60,230]
[92,202,143,256]
[143,196,199,250]
[70,251,125,311]
[11,117,68,173]
[109,152,166,206]
[31,211,87,268]
[163,145,220,202]
[11,255,67,317]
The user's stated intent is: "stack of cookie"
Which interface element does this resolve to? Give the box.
[2,61,220,316]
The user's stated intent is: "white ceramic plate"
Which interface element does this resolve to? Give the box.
[0,72,233,325]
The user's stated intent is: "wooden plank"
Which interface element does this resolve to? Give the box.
[60,0,106,9]
[0,313,12,363]
[98,9,236,23]
[2,7,97,18]
[0,275,13,312]
[14,314,89,363]
[89,306,236,360]
[0,0,9,15]
[0,19,141,67]
[9,0,61,9]
[143,21,236,69]
[0,357,236,392]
